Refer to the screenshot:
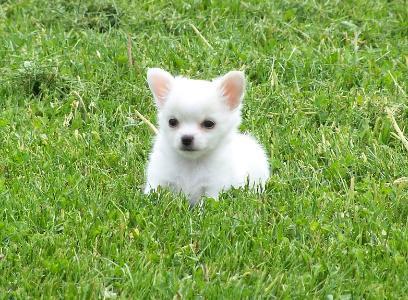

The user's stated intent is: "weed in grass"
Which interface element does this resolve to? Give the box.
[83,3,121,33]
[15,61,71,100]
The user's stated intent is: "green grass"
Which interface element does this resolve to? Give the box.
[0,0,407,298]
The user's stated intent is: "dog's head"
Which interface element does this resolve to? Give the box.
[147,68,245,159]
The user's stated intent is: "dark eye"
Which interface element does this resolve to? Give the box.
[168,118,179,128]
[201,120,215,129]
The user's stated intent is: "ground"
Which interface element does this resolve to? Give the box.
[0,0,407,298]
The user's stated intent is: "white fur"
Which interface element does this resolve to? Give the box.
[144,68,270,205]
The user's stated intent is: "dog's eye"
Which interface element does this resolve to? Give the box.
[168,118,179,128]
[201,120,215,129]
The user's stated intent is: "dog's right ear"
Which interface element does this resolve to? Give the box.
[147,68,174,108]
[216,71,245,110]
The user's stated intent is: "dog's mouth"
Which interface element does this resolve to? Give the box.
[179,144,199,152]
[180,147,198,152]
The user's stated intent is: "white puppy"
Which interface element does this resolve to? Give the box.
[144,68,269,205]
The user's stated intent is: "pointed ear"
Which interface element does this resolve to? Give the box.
[217,71,245,110]
[147,68,174,108]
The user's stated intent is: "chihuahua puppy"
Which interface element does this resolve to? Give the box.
[144,68,269,205]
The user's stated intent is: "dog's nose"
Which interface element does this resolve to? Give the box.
[181,135,194,146]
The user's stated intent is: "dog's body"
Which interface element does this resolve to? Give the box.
[144,68,269,205]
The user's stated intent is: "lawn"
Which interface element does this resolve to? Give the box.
[0,0,407,298]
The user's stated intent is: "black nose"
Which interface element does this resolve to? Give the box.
[181,135,194,146]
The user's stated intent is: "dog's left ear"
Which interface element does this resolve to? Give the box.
[217,71,245,110]
[147,68,174,108]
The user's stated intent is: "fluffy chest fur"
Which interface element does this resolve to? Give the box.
[145,132,269,205]
[145,135,231,203]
